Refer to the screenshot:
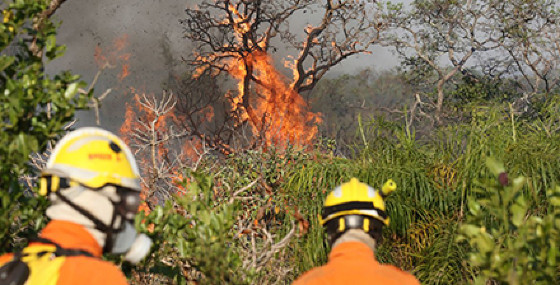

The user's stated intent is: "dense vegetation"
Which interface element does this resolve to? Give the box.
[0,0,90,252]
[126,96,560,284]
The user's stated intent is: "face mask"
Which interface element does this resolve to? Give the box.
[110,221,152,263]
[47,183,152,263]
[109,188,152,263]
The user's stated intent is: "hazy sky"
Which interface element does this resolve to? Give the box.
[47,0,412,132]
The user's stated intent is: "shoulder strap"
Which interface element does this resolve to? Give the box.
[0,238,97,285]
[31,237,95,258]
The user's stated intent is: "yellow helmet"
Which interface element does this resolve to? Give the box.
[320,178,396,243]
[40,127,141,195]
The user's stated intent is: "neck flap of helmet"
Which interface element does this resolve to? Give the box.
[48,178,140,253]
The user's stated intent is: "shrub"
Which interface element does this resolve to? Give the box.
[458,157,560,284]
[0,0,91,252]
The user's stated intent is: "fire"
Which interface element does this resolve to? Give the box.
[119,89,204,207]
[120,90,179,159]
[118,0,326,211]
[227,51,322,147]
[113,35,129,51]
[108,36,199,213]
[193,3,322,149]
[171,172,190,197]
[120,91,171,206]
[118,64,129,81]
[94,34,131,81]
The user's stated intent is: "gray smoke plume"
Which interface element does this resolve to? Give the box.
[46,0,192,133]
[45,0,410,133]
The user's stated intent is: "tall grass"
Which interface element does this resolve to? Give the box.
[281,101,560,284]
[127,100,559,284]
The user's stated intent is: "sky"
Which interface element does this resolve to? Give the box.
[47,0,413,132]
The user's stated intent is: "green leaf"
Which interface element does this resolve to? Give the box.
[476,232,495,253]
[510,176,526,193]
[485,156,505,176]
[0,56,15,72]
[468,198,481,215]
[177,238,188,257]
[460,224,480,236]
[550,196,560,207]
[45,34,57,59]
[64,82,79,99]
[154,206,164,224]
[511,204,526,227]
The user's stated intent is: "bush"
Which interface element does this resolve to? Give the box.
[0,0,91,252]
[458,157,560,284]
[131,172,250,284]
[128,147,309,284]
[117,99,560,284]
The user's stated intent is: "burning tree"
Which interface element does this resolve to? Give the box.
[180,0,387,151]
[120,0,389,202]
[120,92,309,284]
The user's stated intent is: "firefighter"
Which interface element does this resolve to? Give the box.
[0,127,152,285]
[293,178,420,285]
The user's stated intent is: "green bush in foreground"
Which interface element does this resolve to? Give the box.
[109,101,560,284]
[0,0,91,252]
[131,172,250,285]
[458,157,560,284]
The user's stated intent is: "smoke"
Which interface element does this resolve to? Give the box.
[45,0,412,133]
[46,0,192,132]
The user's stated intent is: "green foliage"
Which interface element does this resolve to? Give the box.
[1,2,560,285]
[449,75,519,106]
[458,157,560,284]
[282,99,560,284]
[309,69,414,150]
[0,1,91,252]
[223,145,308,190]
[398,55,435,90]
[134,172,251,284]
[118,96,560,284]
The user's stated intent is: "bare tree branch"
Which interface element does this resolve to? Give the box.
[181,0,385,149]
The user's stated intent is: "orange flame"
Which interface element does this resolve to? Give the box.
[114,35,129,52]
[118,64,130,81]
[228,51,322,147]
[193,3,322,149]
[94,34,131,81]
[121,90,180,160]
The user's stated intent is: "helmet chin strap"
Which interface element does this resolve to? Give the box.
[54,191,124,253]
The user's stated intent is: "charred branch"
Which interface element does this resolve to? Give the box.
[181,0,384,148]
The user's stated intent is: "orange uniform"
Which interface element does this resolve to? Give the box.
[0,220,128,285]
[293,242,420,285]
